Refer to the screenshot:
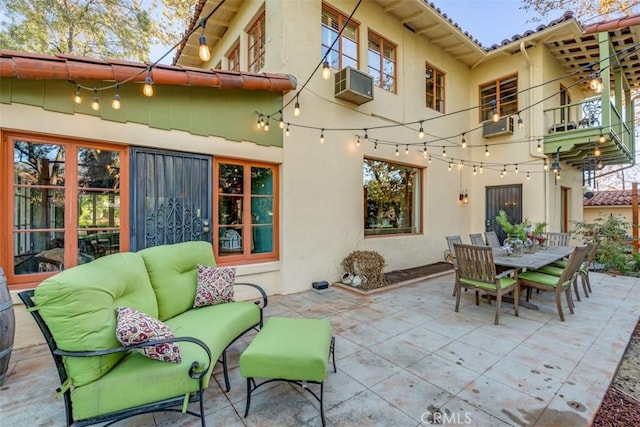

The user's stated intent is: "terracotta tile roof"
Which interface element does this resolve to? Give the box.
[484,11,576,51]
[584,190,633,206]
[0,50,296,92]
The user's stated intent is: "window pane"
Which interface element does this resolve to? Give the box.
[219,195,243,225]
[78,231,118,259]
[342,38,357,61]
[78,191,120,228]
[13,231,65,274]
[219,227,243,253]
[251,197,273,225]
[78,148,121,189]
[252,225,273,253]
[219,164,244,194]
[14,188,65,230]
[364,159,420,236]
[343,56,357,69]
[14,141,65,186]
[251,167,273,195]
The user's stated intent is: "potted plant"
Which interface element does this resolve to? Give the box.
[495,210,525,256]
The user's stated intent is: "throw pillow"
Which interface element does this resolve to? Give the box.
[115,307,181,363]
[194,265,236,308]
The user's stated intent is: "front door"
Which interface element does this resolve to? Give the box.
[130,148,211,251]
[485,184,523,245]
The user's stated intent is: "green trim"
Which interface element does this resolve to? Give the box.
[1,78,284,147]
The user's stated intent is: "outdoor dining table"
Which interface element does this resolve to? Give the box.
[492,245,574,270]
[491,245,575,310]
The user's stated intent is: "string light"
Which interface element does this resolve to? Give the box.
[473,165,477,175]
[458,160,464,170]
[491,101,499,122]
[479,163,483,174]
[428,155,432,164]
[461,133,466,148]
[279,114,284,129]
[91,89,100,111]
[527,171,530,180]
[514,164,519,173]
[285,123,290,136]
[405,144,409,155]
[423,143,427,158]
[264,116,270,131]
[111,85,121,110]
[418,121,424,139]
[294,95,300,116]
[374,140,378,150]
[544,158,548,170]
[322,60,331,80]
[517,113,524,129]
[536,139,542,153]
[198,19,211,62]
[594,143,601,157]
[320,129,325,143]
[500,170,504,178]
[599,129,605,143]
[143,68,154,97]
[442,146,447,157]
[364,129,369,143]
[448,161,452,171]
[503,165,507,176]
[74,85,82,104]
[485,145,490,157]
[395,144,399,156]
[256,115,263,129]
[356,136,360,147]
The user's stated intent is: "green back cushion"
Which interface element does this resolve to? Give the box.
[138,241,216,321]
[34,252,157,387]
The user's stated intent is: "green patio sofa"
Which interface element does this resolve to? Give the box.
[18,241,267,427]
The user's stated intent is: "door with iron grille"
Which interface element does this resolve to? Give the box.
[485,184,522,245]
[130,148,211,251]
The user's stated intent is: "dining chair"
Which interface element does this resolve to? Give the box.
[446,235,463,296]
[484,231,502,248]
[543,240,601,300]
[517,245,589,321]
[469,233,486,246]
[546,232,570,246]
[453,243,519,325]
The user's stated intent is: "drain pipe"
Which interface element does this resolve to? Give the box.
[520,42,549,224]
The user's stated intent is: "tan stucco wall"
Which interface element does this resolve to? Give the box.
[583,206,633,225]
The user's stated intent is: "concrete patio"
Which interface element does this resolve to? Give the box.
[2,270,639,426]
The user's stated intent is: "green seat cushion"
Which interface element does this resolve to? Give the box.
[34,252,157,387]
[139,241,216,321]
[240,317,332,383]
[536,265,564,276]
[551,259,568,268]
[71,301,260,421]
[459,276,516,291]
[519,271,569,287]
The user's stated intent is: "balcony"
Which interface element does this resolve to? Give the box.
[543,97,635,168]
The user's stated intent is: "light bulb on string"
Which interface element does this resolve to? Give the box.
[198,19,211,61]
[428,155,432,164]
[517,113,524,129]
[536,139,542,153]
[364,129,369,143]
[514,164,519,173]
[442,146,447,157]
[143,69,154,97]
[74,85,82,104]
[374,141,378,151]
[461,133,466,148]
[256,115,263,129]
[590,73,600,91]
[544,158,548,170]
[320,129,324,143]
[91,89,100,111]
[448,162,452,171]
[526,172,530,180]
[473,165,477,175]
[594,143,601,157]
[405,144,409,155]
[418,121,424,139]
[321,60,331,80]
[111,85,121,110]
[356,136,360,147]
[500,170,504,178]
[485,145,490,157]
[264,116,270,131]
[285,124,290,136]
[395,145,399,156]
[480,163,483,174]
[279,115,284,129]
[491,102,499,122]
[423,143,427,158]
[503,165,507,176]
[294,95,300,117]
[599,129,605,143]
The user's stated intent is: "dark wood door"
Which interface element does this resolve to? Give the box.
[485,184,523,245]
[130,148,211,251]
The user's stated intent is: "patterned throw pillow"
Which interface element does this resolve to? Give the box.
[115,307,181,363]
[193,265,236,308]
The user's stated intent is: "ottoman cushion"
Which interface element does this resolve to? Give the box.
[240,317,332,383]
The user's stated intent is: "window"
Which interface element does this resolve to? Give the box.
[227,41,240,72]
[321,4,358,70]
[247,12,265,73]
[6,133,127,285]
[479,74,518,121]
[426,63,445,113]
[214,159,278,263]
[364,159,421,236]
[368,31,396,93]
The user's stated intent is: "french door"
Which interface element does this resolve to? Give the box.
[485,184,523,245]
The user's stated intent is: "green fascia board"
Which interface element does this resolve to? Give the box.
[2,78,284,147]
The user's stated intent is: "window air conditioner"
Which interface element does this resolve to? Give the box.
[334,66,374,105]
[482,116,514,139]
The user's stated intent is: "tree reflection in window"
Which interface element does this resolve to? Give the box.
[364,159,421,236]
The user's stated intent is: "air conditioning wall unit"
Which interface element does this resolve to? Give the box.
[334,66,374,105]
[482,116,514,139]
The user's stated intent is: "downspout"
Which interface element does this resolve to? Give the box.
[520,42,548,224]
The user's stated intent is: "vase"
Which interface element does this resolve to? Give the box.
[504,235,524,257]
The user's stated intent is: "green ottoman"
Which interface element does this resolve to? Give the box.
[239,317,336,426]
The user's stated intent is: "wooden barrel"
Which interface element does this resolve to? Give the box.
[0,267,15,386]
